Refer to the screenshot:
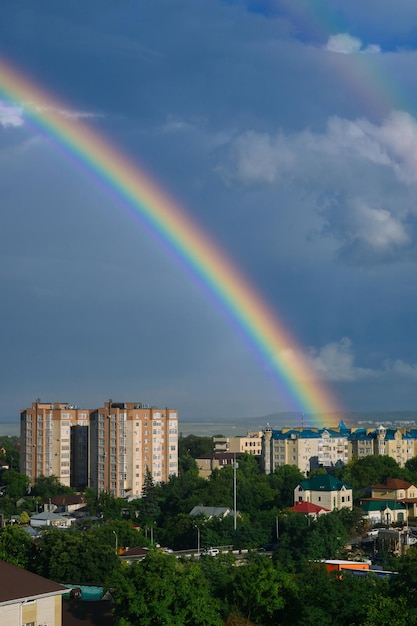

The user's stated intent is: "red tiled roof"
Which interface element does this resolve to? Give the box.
[289,501,331,514]
[0,560,66,604]
[372,478,413,490]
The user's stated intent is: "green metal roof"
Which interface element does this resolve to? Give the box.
[299,474,351,492]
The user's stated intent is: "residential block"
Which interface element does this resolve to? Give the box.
[20,399,178,497]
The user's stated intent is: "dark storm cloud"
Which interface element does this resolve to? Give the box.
[2,0,417,421]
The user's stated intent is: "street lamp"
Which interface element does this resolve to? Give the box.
[112,530,118,555]
[195,525,201,558]
[233,453,238,535]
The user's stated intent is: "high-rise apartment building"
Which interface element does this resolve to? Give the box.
[20,399,178,497]
[89,401,178,498]
[349,425,416,466]
[262,424,350,475]
[20,401,90,488]
[261,422,417,475]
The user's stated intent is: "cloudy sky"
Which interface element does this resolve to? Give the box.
[2,0,417,422]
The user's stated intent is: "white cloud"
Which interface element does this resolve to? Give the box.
[358,111,417,184]
[0,100,101,129]
[347,200,410,251]
[282,338,417,384]
[220,130,295,184]
[281,338,376,382]
[325,33,362,54]
[0,101,24,127]
[219,111,417,262]
[325,33,381,55]
[384,359,417,378]
[27,102,102,121]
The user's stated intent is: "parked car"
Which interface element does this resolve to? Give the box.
[367,528,386,537]
[202,547,219,556]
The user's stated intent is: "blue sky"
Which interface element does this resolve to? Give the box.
[2,1,417,422]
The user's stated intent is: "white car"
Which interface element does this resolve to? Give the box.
[202,547,219,556]
[367,527,385,537]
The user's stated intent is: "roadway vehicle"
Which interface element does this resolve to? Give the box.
[202,547,219,556]
[367,528,386,537]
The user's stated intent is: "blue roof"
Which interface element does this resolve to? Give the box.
[268,425,416,442]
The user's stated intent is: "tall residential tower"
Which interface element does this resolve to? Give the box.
[20,401,90,488]
[20,399,178,497]
[89,401,178,498]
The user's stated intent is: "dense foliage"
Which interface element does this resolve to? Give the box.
[108,550,412,626]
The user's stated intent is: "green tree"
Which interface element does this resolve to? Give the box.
[362,595,409,626]
[84,486,98,515]
[228,556,295,625]
[390,550,417,619]
[97,491,124,520]
[268,465,304,508]
[19,510,30,525]
[0,525,34,568]
[159,469,206,517]
[178,434,214,459]
[139,469,160,536]
[340,456,403,493]
[92,519,148,553]
[0,436,20,470]
[109,550,223,625]
[157,513,199,551]
[404,456,417,485]
[33,528,119,585]
[305,511,348,560]
[31,475,74,500]
[1,469,30,500]
[291,562,407,626]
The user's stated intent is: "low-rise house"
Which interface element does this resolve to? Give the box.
[213,431,263,456]
[190,506,236,520]
[370,478,417,518]
[30,510,76,529]
[51,494,87,514]
[195,452,242,479]
[360,500,408,526]
[0,559,66,625]
[294,474,353,511]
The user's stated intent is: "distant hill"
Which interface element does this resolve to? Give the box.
[180,411,417,436]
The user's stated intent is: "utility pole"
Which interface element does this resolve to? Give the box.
[112,530,118,555]
[233,453,238,535]
[196,525,200,557]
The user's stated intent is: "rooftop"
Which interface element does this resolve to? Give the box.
[0,560,66,604]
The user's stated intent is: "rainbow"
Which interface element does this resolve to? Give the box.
[278,4,401,121]
[0,58,341,425]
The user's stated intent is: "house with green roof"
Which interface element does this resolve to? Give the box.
[294,474,353,512]
[360,500,408,526]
